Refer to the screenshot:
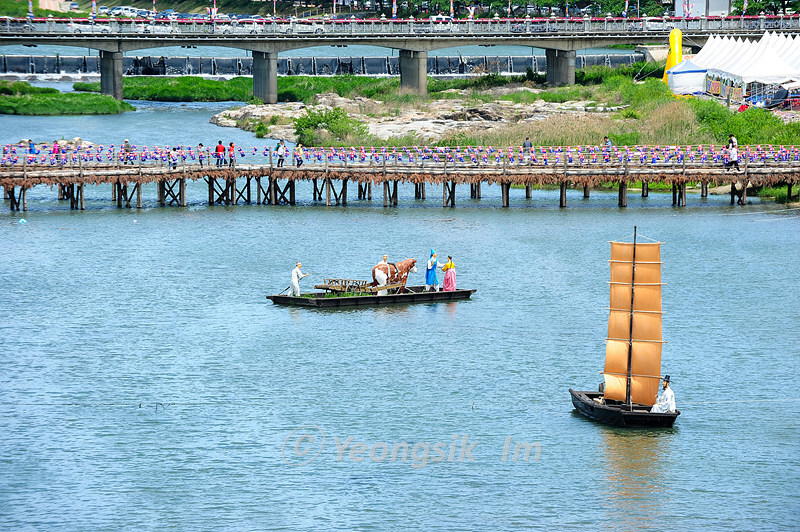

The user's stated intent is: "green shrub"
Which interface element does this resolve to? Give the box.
[254,122,270,138]
[758,186,789,203]
[689,99,800,145]
[619,108,641,119]
[294,107,369,146]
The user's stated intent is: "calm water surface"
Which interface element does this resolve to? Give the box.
[0,107,798,530]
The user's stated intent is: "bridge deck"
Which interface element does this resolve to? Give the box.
[1,152,797,212]
[2,157,799,187]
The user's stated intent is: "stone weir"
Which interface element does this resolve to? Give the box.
[1,53,644,77]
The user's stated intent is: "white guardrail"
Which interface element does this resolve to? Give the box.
[2,14,800,37]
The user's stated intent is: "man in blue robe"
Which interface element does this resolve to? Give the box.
[425,249,442,292]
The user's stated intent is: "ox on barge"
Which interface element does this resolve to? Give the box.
[569,227,680,428]
[267,280,476,308]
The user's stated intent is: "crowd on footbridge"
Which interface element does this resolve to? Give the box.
[4,140,800,168]
[2,140,798,212]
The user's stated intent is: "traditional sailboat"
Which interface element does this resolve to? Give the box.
[570,227,680,428]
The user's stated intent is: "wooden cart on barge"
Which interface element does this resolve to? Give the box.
[267,278,476,308]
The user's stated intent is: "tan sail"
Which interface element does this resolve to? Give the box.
[603,241,664,406]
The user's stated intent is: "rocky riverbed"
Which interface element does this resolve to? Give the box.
[209,89,627,143]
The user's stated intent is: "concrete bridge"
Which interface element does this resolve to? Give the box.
[2,15,799,101]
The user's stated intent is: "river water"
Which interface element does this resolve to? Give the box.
[1,103,799,530]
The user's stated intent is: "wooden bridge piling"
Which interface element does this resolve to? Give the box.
[383,180,399,207]
[525,185,532,199]
[501,183,510,208]
[443,181,456,207]
[679,182,687,207]
[358,182,369,200]
[642,182,649,198]
[618,181,628,207]
[560,181,568,208]
[701,180,709,198]
[583,184,590,198]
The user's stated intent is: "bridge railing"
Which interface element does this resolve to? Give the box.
[3,15,799,36]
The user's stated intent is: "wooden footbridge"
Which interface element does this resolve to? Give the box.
[2,144,798,211]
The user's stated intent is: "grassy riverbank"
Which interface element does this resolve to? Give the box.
[0,81,135,115]
[74,77,254,102]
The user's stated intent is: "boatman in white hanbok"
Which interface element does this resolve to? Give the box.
[289,261,309,297]
[651,375,676,413]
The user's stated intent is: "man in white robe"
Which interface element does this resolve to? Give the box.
[651,375,676,413]
[289,261,309,297]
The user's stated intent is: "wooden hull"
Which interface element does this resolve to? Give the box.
[267,286,476,308]
[569,389,680,428]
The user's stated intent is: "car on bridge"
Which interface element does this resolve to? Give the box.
[511,20,558,33]
[136,22,177,34]
[281,19,326,34]
[67,21,111,33]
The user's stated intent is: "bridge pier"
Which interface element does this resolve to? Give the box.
[253,51,278,104]
[545,49,576,86]
[560,181,567,208]
[357,182,372,200]
[207,177,235,205]
[399,50,428,95]
[158,178,187,206]
[61,183,85,210]
[443,181,455,207]
[324,177,348,205]
[618,181,627,207]
[259,177,294,205]
[525,184,532,199]
[583,184,590,198]
[642,182,649,198]
[100,51,123,100]
[414,182,426,199]
[383,180,398,207]
[470,183,481,199]
[500,183,510,207]
[115,181,141,208]
[6,186,26,211]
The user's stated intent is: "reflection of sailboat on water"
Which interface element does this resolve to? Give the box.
[570,227,680,428]
[601,430,672,527]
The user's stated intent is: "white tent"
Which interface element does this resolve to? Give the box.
[667,59,707,94]
[670,32,800,100]
[706,32,800,85]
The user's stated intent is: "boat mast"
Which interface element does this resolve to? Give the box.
[625,226,637,408]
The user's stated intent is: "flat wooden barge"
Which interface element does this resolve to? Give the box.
[267,285,476,308]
